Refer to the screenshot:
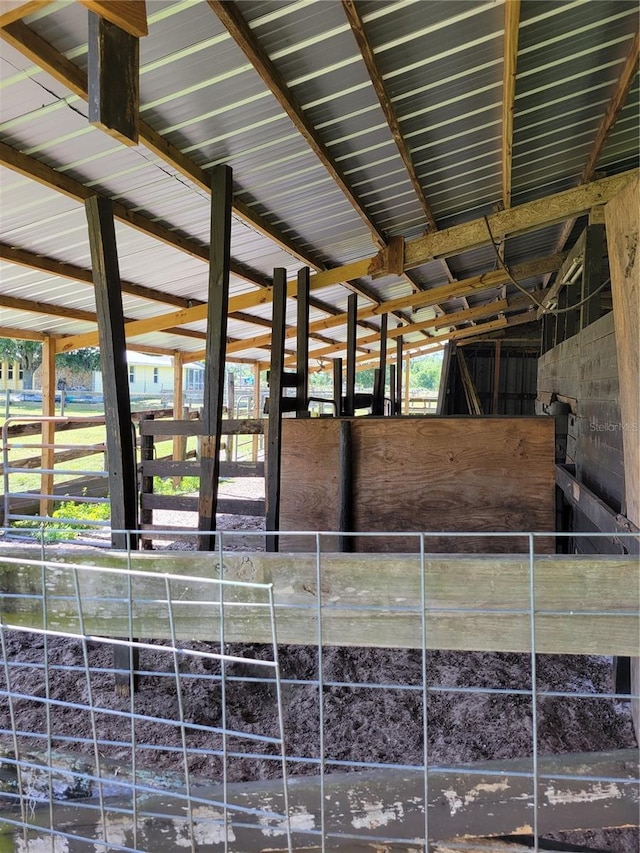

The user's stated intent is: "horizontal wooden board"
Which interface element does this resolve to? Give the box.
[139,418,264,436]
[0,550,637,655]
[140,493,265,517]
[280,418,555,552]
[141,459,264,478]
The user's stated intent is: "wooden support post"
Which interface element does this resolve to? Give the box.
[564,281,580,339]
[372,313,387,415]
[389,363,396,417]
[337,420,353,553]
[492,340,501,414]
[251,363,261,462]
[605,173,640,740]
[85,195,139,697]
[404,353,411,412]
[39,335,55,520]
[396,336,403,414]
[226,371,235,461]
[344,294,357,416]
[266,269,287,551]
[296,267,310,417]
[171,349,184,487]
[197,165,232,551]
[580,223,606,330]
[542,312,554,354]
[139,414,153,553]
[332,358,343,416]
[87,11,139,145]
[554,287,568,346]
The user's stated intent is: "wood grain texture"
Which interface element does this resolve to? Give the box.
[0,550,637,655]
[279,418,555,553]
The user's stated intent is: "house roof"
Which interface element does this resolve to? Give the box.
[0,0,638,368]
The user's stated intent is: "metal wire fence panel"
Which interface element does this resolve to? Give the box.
[0,529,638,851]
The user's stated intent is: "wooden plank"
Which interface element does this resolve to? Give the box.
[280,418,555,553]
[38,335,55,520]
[0,0,52,26]
[84,196,138,549]
[142,459,264,478]
[344,294,357,416]
[296,267,309,417]
[501,0,520,209]
[139,417,264,437]
[139,413,154,551]
[265,269,287,550]
[0,550,638,655]
[77,0,147,37]
[332,358,343,416]
[198,165,233,550]
[87,12,139,145]
[141,494,264,517]
[555,464,639,555]
[3,749,637,847]
[337,420,353,553]
[605,173,640,741]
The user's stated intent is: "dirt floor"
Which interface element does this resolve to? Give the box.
[0,480,638,850]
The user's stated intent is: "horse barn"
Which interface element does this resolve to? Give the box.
[0,0,639,850]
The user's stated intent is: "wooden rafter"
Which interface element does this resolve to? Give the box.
[341,0,455,292]
[52,164,634,354]
[206,0,423,326]
[0,324,45,341]
[0,19,324,269]
[0,0,52,27]
[77,1,148,39]
[545,29,639,275]
[502,0,520,210]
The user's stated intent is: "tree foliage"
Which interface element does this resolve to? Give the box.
[56,347,102,372]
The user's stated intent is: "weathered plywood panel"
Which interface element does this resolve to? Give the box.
[280,418,555,553]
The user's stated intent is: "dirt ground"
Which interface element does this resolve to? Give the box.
[0,480,638,850]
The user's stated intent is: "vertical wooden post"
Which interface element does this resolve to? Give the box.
[197,165,233,551]
[296,267,310,417]
[404,354,411,413]
[542,313,554,354]
[389,364,396,417]
[372,314,388,416]
[344,294,357,417]
[172,349,184,487]
[337,420,353,553]
[554,288,568,346]
[85,195,139,698]
[140,413,154,551]
[266,268,287,552]
[396,336,403,414]
[87,11,139,145]
[39,335,56,520]
[226,372,235,461]
[332,358,343,416]
[580,223,605,330]
[85,196,138,548]
[492,340,502,414]
[564,283,580,340]
[605,175,640,740]
[252,362,261,461]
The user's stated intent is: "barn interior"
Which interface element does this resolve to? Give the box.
[0,1,639,850]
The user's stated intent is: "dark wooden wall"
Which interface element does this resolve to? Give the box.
[279,417,555,553]
[538,312,623,513]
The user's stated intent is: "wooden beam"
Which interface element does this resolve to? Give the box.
[0,325,44,342]
[197,166,233,551]
[84,196,138,549]
[296,267,309,417]
[1,550,638,656]
[0,141,272,292]
[39,334,55,520]
[544,31,639,276]
[171,350,184,481]
[501,0,520,209]
[87,11,139,145]
[345,294,357,416]
[77,0,147,38]
[265,269,287,551]
[0,0,52,26]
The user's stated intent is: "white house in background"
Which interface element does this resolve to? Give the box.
[93,352,205,396]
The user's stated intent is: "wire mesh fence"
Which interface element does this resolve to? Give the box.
[0,529,638,851]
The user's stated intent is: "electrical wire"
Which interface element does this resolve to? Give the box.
[482,215,610,316]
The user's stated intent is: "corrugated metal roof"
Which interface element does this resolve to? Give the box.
[0,0,638,361]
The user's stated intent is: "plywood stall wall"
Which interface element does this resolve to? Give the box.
[279,417,555,553]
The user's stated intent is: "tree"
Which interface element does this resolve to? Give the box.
[0,338,42,389]
[56,347,102,373]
